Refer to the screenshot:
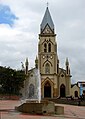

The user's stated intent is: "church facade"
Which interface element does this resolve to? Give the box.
[21,7,80,99]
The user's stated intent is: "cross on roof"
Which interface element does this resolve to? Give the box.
[47,2,49,7]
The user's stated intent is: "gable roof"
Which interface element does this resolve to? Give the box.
[71,83,79,88]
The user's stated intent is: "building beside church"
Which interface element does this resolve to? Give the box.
[21,6,80,99]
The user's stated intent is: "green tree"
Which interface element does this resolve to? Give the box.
[0,66,25,95]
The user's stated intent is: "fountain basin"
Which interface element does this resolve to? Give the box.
[16,100,64,115]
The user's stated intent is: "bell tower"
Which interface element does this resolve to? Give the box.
[38,6,59,98]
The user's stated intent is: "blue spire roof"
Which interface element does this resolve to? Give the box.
[41,7,54,31]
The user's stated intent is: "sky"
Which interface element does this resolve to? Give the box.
[0,0,85,83]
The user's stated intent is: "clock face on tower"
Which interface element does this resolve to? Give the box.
[42,55,45,59]
[42,54,53,59]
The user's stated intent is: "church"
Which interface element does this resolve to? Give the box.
[21,6,80,99]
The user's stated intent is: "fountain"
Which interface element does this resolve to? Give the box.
[24,68,41,103]
[16,68,64,115]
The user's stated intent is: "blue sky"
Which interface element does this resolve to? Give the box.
[0,4,18,26]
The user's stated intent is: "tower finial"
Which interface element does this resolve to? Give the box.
[47,2,49,7]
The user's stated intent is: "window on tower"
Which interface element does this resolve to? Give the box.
[48,43,51,52]
[45,63,50,74]
[44,43,47,52]
[66,66,68,74]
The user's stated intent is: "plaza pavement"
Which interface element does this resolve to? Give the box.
[0,100,85,119]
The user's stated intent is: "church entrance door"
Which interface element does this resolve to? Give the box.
[60,84,65,97]
[44,81,51,98]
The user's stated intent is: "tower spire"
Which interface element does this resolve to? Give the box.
[25,57,29,75]
[65,57,69,75]
[40,6,54,32]
[35,56,38,68]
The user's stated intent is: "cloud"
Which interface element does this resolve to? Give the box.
[0,0,85,83]
[0,23,37,69]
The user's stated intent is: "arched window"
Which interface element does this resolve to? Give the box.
[48,43,51,52]
[60,84,66,97]
[75,91,78,97]
[29,84,34,98]
[44,43,47,52]
[66,66,68,74]
[57,64,59,74]
[45,63,50,74]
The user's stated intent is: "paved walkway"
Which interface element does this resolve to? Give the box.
[0,100,85,119]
